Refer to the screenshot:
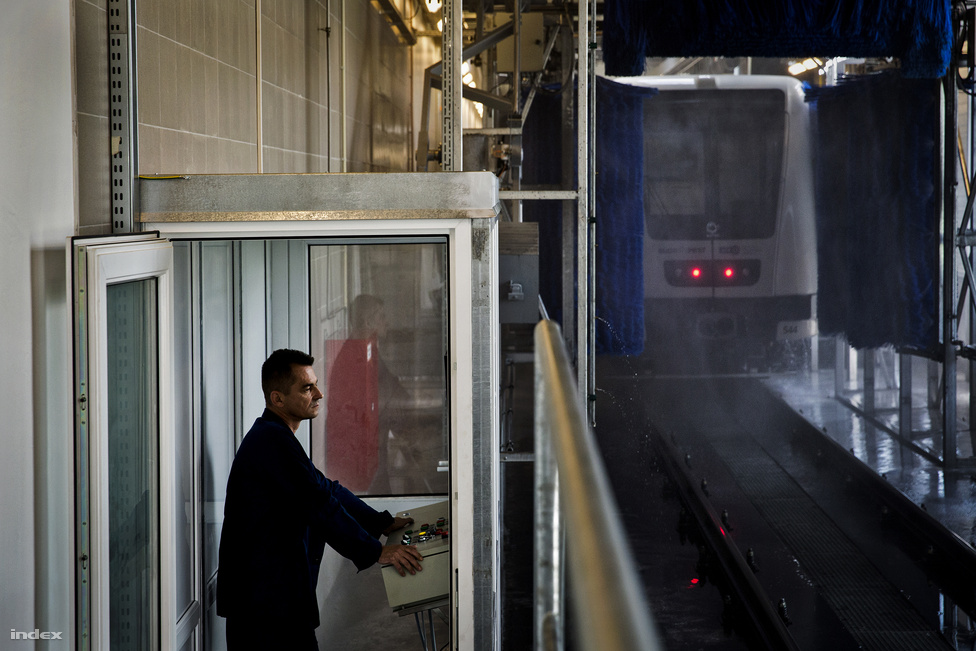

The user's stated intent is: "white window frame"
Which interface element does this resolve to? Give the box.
[144,217,498,651]
[72,235,189,651]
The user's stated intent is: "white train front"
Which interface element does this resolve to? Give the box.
[615,74,818,371]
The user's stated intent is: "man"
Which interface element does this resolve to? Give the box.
[217,349,423,650]
[326,294,407,492]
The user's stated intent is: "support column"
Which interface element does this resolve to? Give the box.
[944,74,959,468]
[441,0,463,170]
[560,27,576,359]
[108,0,138,233]
[899,354,913,441]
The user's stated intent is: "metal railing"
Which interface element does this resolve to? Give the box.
[533,320,662,651]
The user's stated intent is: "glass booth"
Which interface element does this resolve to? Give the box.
[71,172,500,651]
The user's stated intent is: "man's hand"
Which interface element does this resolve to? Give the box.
[382,516,414,536]
[379,544,424,576]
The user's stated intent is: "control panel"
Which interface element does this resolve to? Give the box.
[381,501,450,611]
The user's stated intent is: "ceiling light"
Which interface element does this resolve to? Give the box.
[788,62,807,75]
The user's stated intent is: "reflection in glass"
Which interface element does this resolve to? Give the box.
[310,241,449,496]
[106,280,159,651]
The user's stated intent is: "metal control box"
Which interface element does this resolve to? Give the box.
[381,501,450,610]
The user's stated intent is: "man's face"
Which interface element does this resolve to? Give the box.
[274,364,324,423]
[364,305,388,338]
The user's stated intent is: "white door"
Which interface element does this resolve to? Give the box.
[72,235,197,651]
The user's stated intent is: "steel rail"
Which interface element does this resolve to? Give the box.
[650,425,801,651]
[533,320,661,650]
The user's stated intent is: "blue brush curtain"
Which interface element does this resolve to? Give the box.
[594,77,658,355]
[603,1,952,80]
[806,71,940,352]
[523,78,656,355]
[521,89,566,328]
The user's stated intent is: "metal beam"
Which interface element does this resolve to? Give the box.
[442,0,463,171]
[108,0,138,232]
[429,75,513,111]
[499,190,578,200]
[139,172,501,222]
[417,22,516,171]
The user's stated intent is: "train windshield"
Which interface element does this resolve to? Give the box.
[642,89,786,240]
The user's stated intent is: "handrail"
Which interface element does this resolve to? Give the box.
[533,320,662,650]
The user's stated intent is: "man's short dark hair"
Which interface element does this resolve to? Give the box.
[262,349,315,402]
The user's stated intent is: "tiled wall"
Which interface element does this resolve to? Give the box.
[76,0,424,230]
[137,0,259,174]
[136,0,416,175]
[76,0,112,234]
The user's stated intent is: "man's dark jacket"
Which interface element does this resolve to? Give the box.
[216,409,394,628]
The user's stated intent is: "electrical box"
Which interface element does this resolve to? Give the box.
[496,12,546,72]
[499,222,539,323]
[381,501,451,611]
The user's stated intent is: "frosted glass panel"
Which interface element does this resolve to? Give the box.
[106,279,159,651]
[310,241,449,496]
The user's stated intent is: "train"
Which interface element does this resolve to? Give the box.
[615,74,818,372]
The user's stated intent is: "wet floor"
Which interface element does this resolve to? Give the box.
[593,354,976,650]
[498,345,976,649]
[763,365,976,549]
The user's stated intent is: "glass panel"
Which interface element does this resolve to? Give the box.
[310,241,449,496]
[106,279,159,651]
[200,242,237,580]
[172,242,194,616]
[205,596,227,651]
[643,89,786,240]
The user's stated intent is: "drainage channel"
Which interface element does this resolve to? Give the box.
[645,376,964,650]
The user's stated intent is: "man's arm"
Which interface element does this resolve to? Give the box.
[324,473,395,537]
[309,488,383,571]
[383,516,413,536]
[378,544,424,576]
